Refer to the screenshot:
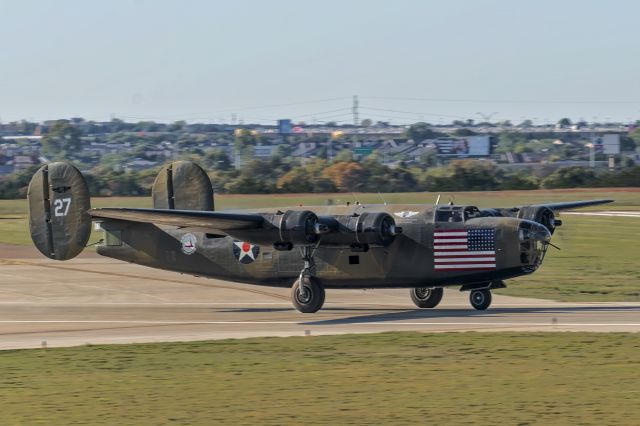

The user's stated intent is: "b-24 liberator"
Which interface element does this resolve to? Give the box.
[27,161,612,313]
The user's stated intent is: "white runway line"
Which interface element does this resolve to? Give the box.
[1,320,640,326]
[0,301,634,307]
[0,301,290,306]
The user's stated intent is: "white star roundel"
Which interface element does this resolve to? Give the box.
[180,233,197,255]
[394,211,419,218]
[233,240,260,264]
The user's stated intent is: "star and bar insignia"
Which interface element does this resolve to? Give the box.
[232,240,260,264]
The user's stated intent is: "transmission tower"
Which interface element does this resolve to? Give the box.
[352,95,359,126]
[476,111,498,123]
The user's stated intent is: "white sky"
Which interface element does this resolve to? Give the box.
[1,0,639,125]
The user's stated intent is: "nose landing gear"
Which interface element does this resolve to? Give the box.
[460,281,505,311]
[469,289,492,310]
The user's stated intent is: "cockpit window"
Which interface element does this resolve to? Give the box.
[435,206,481,223]
[435,210,464,223]
[464,207,481,220]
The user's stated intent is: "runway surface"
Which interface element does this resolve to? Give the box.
[1,247,639,350]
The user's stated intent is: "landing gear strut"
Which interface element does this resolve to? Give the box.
[291,245,325,313]
[469,289,492,310]
[410,287,443,308]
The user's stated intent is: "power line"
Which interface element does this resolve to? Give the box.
[361,96,640,105]
[209,97,352,114]
[294,108,352,119]
[118,113,280,123]
[357,112,425,123]
[110,97,353,123]
[360,106,469,120]
[305,113,355,122]
[360,106,422,116]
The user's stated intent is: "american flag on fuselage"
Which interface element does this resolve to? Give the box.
[433,228,496,271]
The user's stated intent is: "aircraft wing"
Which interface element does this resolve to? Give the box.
[525,199,613,211]
[89,208,264,232]
[482,198,614,233]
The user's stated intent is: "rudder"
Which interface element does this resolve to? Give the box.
[152,161,214,211]
[27,162,92,260]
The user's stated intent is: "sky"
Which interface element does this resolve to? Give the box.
[1,0,640,125]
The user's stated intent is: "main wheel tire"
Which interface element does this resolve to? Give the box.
[291,277,325,313]
[410,287,444,308]
[469,289,492,310]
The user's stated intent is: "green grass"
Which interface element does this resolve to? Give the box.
[0,216,30,246]
[1,188,639,216]
[0,197,152,246]
[1,189,639,301]
[0,332,638,425]
[498,214,640,301]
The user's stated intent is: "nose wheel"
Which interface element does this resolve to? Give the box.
[469,289,492,310]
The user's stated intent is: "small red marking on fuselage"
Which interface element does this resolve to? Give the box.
[242,242,251,252]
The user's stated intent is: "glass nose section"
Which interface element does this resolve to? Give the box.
[519,221,551,272]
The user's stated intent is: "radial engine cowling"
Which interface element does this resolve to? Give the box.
[231,210,321,249]
[517,206,560,235]
[317,212,401,250]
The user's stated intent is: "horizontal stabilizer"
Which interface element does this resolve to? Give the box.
[90,208,264,232]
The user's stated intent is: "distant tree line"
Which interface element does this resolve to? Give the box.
[2,157,640,199]
[2,120,640,199]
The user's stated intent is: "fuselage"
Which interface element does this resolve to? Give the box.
[96,203,550,289]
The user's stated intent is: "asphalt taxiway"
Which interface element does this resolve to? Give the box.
[0,247,638,350]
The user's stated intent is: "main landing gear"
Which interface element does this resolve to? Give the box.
[410,281,505,311]
[291,276,325,313]
[291,245,325,313]
[410,287,444,308]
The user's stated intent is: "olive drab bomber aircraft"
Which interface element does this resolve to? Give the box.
[27,161,612,313]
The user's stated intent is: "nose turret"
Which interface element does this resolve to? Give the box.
[519,220,551,272]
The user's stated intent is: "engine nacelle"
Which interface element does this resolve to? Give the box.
[229,210,401,251]
[517,205,558,234]
[317,212,401,250]
[230,210,321,249]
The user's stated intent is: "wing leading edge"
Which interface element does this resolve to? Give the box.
[527,199,613,211]
[90,199,614,236]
